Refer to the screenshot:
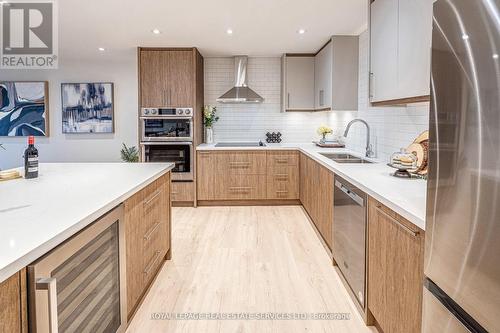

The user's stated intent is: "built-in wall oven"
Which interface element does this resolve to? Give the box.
[28,205,126,333]
[141,142,193,181]
[332,176,367,309]
[140,108,193,142]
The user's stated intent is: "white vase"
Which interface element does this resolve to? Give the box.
[205,127,214,144]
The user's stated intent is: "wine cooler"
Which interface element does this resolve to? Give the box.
[28,205,127,333]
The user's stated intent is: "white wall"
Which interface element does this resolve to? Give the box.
[204,57,331,143]
[204,32,429,162]
[0,50,138,169]
[327,31,430,162]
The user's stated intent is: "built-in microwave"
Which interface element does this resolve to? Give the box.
[140,108,193,142]
[141,142,193,181]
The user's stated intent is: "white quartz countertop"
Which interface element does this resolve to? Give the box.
[0,162,174,283]
[197,143,427,231]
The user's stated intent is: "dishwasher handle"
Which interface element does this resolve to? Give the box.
[335,180,365,207]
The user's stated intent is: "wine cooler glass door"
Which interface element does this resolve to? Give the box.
[28,205,127,333]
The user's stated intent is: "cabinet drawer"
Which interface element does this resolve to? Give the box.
[266,165,299,199]
[143,186,163,230]
[267,151,299,167]
[215,175,266,200]
[171,181,194,202]
[217,152,267,175]
[142,220,168,286]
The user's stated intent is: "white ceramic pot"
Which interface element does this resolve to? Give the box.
[205,127,214,144]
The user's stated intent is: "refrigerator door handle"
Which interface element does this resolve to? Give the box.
[424,278,488,333]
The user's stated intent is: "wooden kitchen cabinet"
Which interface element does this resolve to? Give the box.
[369,0,433,105]
[197,151,300,202]
[367,198,424,333]
[0,269,27,333]
[138,48,194,107]
[266,151,299,200]
[282,55,316,111]
[124,173,171,319]
[197,151,216,200]
[299,153,334,249]
[171,181,194,203]
[214,151,266,200]
[167,50,194,107]
[139,50,166,107]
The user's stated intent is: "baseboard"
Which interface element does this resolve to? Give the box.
[197,199,301,206]
[172,201,195,207]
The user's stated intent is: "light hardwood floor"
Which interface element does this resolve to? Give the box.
[126,206,377,333]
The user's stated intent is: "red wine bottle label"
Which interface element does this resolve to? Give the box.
[27,157,38,172]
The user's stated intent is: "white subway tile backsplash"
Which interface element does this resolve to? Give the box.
[204,57,331,143]
[327,31,429,162]
[204,30,429,159]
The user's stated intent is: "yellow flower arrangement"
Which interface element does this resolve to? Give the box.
[317,125,333,135]
[317,125,333,142]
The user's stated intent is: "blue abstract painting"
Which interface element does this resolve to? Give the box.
[62,83,114,134]
[0,82,48,136]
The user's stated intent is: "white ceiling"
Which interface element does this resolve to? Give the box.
[58,0,367,60]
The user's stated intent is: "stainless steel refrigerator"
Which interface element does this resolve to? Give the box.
[424,0,500,332]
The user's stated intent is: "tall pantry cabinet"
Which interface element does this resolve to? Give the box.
[138,47,204,206]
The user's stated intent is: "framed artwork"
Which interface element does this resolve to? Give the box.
[0,81,49,137]
[61,82,114,134]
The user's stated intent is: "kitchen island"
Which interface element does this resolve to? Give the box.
[0,162,173,332]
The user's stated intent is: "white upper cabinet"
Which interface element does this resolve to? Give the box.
[370,0,399,103]
[282,55,315,111]
[370,0,433,104]
[397,0,433,99]
[331,36,359,111]
[314,43,333,110]
[282,36,359,112]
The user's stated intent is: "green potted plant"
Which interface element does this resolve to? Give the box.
[120,143,139,162]
[203,105,219,144]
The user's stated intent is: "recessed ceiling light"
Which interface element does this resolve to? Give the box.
[152,29,161,35]
[226,29,233,35]
[493,53,499,59]
[462,33,469,40]
[297,29,306,35]
[98,47,105,52]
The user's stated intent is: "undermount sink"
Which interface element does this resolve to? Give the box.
[320,153,374,164]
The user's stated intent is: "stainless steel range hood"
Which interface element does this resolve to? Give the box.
[216,56,264,103]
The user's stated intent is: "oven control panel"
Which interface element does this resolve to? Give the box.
[141,108,193,117]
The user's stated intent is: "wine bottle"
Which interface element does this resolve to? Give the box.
[24,135,39,179]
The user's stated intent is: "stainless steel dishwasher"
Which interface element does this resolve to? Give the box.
[333,176,367,308]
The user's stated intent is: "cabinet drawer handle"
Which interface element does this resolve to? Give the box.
[144,250,161,275]
[229,161,251,165]
[369,72,374,100]
[144,222,161,241]
[229,187,252,193]
[274,174,289,181]
[199,152,211,155]
[275,158,289,164]
[171,191,178,194]
[375,205,419,237]
[144,189,162,206]
[276,190,289,193]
